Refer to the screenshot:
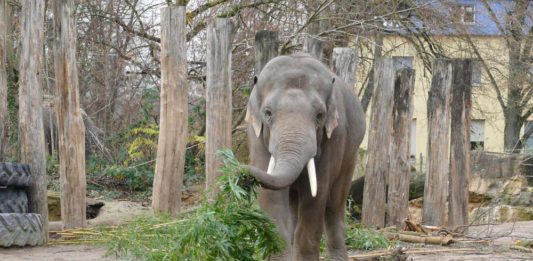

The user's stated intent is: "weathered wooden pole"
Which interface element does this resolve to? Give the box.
[152,5,188,215]
[205,18,233,199]
[448,59,472,228]
[332,47,358,86]
[19,0,48,242]
[422,59,453,226]
[386,68,415,229]
[254,30,278,75]
[362,58,394,228]
[304,37,324,61]
[53,0,87,229]
[0,0,7,161]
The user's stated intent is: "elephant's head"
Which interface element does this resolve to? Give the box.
[244,54,339,197]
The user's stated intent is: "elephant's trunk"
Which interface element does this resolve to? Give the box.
[246,157,306,190]
[245,125,318,196]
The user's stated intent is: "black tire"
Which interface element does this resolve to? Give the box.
[0,188,28,213]
[0,163,33,188]
[0,213,44,247]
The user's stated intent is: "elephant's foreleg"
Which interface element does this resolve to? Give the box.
[324,170,353,260]
[293,192,326,261]
[259,188,292,261]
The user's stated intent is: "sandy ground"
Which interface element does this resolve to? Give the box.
[0,245,119,261]
[402,221,533,260]
[1,200,532,260]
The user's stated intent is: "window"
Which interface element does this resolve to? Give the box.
[471,119,485,150]
[525,121,533,153]
[393,56,414,70]
[454,5,475,24]
[462,5,475,24]
[472,60,482,85]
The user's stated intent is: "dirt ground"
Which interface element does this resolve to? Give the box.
[1,200,532,260]
[0,245,118,261]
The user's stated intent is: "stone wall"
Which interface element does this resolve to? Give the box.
[471,151,523,179]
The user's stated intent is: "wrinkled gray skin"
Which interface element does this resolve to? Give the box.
[244,54,365,261]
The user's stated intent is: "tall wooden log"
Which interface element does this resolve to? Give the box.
[0,0,7,161]
[254,30,278,75]
[53,0,86,229]
[205,18,233,199]
[448,59,472,228]
[362,58,394,228]
[332,47,358,86]
[152,6,188,215]
[422,59,453,226]
[386,68,415,229]
[304,37,324,61]
[19,0,47,242]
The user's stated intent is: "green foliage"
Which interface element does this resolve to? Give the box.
[46,155,60,191]
[101,165,154,192]
[6,60,19,155]
[344,223,391,250]
[124,123,158,166]
[92,149,284,260]
[320,206,392,252]
[184,148,205,186]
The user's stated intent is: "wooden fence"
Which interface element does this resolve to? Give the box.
[9,0,474,243]
[362,58,472,228]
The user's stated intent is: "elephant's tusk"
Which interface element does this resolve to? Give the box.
[307,158,317,197]
[267,156,275,175]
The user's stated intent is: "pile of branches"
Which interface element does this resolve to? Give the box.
[71,150,284,260]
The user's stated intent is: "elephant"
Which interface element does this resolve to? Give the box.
[244,53,366,260]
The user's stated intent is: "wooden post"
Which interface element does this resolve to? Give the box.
[386,68,415,229]
[19,0,48,242]
[304,37,324,61]
[0,0,7,161]
[448,59,472,228]
[205,18,233,199]
[422,59,453,226]
[362,58,394,228]
[53,0,86,229]
[254,30,278,75]
[152,6,188,215]
[332,47,358,86]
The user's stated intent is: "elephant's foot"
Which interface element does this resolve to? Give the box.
[326,246,348,261]
[292,249,320,261]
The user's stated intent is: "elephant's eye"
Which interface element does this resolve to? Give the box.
[264,109,272,119]
[316,112,324,122]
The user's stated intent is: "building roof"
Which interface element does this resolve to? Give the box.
[385,0,532,36]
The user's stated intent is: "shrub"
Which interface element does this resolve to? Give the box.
[90,150,284,260]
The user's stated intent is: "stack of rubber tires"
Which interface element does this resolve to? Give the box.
[0,162,45,247]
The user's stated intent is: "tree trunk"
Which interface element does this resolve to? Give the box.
[0,0,7,161]
[448,59,472,228]
[362,58,394,228]
[19,0,48,243]
[152,6,188,215]
[360,34,383,113]
[503,93,523,153]
[504,0,529,153]
[332,47,358,87]
[205,18,233,200]
[387,68,415,229]
[254,30,278,75]
[304,37,324,61]
[53,0,87,229]
[423,59,452,226]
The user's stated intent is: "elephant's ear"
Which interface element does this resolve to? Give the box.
[325,78,339,139]
[245,76,262,137]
